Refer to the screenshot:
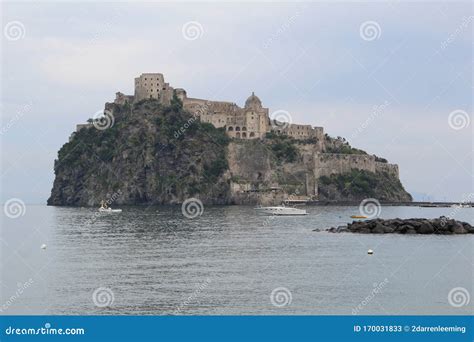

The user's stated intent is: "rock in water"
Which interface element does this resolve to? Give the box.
[327,217,473,235]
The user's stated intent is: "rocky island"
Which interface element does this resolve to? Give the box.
[48,73,411,206]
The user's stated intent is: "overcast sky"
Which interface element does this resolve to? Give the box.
[1,1,472,203]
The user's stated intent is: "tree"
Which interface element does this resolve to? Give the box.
[170,90,183,111]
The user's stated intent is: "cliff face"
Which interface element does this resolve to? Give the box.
[48,100,411,206]
[48,100,231,206]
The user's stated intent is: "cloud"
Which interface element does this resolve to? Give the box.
[0,1,471,202]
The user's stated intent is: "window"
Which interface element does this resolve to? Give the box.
[228,127,234,131]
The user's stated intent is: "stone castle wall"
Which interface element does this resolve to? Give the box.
[274,124,324,140]
[313,153,399,179]
[314,153,376,178]
[375,161,399,178]
[226,143,403,200]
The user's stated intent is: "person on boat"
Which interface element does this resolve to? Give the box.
[100,200,109,209]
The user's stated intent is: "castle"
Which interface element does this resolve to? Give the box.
[112,73,324,141]
[64,72,410,204]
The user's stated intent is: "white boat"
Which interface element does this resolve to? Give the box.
[98,207,122,213]
[254,205,307,216]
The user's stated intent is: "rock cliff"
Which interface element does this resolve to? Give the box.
[48,100,411,206]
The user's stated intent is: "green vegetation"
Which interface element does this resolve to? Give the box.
[266,131,318,145]
[56,120,121,172]
[374,155,388,163]
[52,99,231,204]
[170,90,183,111]
[265,131,279,139]
[318,169,412,201]
[319,169,377,196]
[264,133,298,163]
[323,134,367,155]
[325,144,367,155]
[204,156,228,182]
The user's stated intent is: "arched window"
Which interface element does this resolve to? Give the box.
[250,132,255,137]
[242,127,247,131]
[236,132,241,138]
[242,132,247,138]
[235,127,241,131]
[228,126,234,131]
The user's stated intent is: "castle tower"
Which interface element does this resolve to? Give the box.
[243,92,269,139]
[134,73,173,104]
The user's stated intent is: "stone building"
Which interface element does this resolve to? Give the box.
[134,73,173,104]
[177,89,270,139]
[274,123,324,140]
[113,72,324,140]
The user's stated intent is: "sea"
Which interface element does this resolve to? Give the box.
[1,205,473,315]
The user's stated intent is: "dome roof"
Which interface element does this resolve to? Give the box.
[245,92,262,108]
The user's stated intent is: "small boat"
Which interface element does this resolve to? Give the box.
[98,207,122,213]
[98,200,122,213]
[350,215,367,219]
[254,205,307,216]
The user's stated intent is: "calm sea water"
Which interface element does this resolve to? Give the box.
[1,205,473,315]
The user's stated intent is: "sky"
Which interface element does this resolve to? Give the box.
[1,1,472,203]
